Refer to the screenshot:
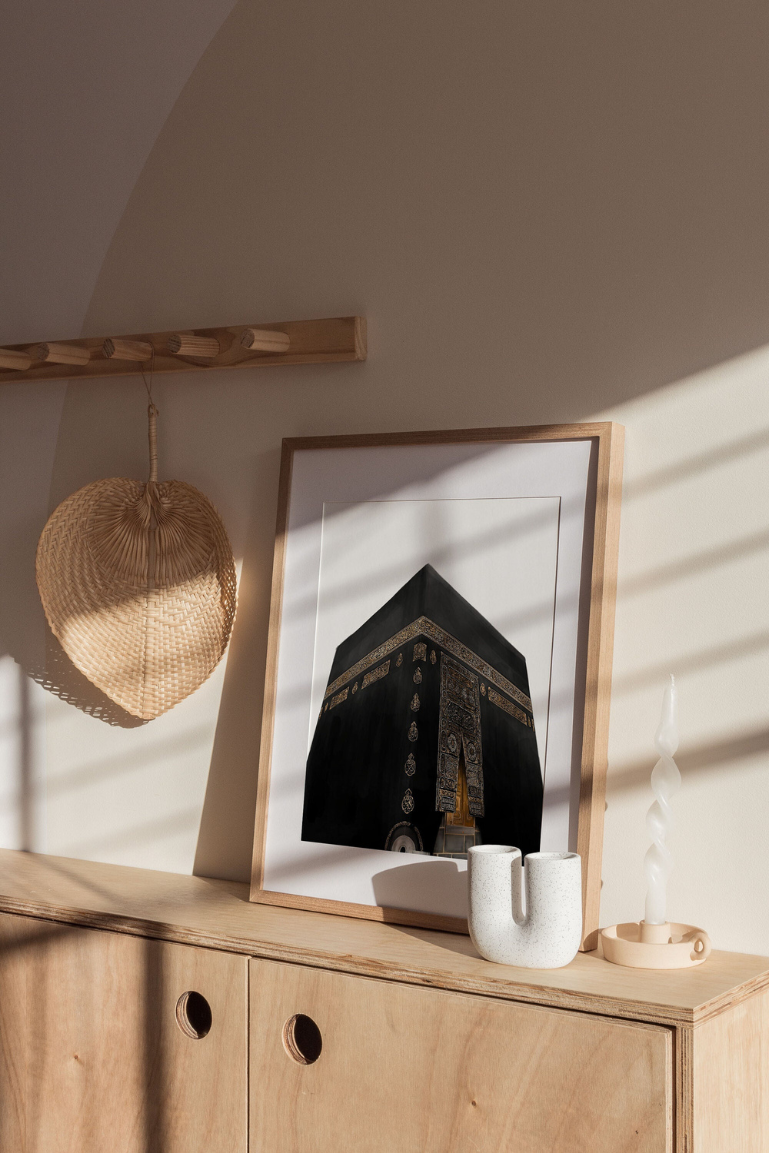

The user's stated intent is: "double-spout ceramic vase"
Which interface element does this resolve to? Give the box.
[468,845,582,969]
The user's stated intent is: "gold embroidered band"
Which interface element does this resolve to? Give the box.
[324,616,532,714]
[488,687,533,728]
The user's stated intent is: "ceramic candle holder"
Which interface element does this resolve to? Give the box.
[601,921,711,969]
[468,845,582,969]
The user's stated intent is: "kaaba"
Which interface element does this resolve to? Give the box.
[301,564,544,860]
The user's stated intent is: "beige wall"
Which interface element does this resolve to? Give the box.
[0,0,236,344]
[2,0,768,952]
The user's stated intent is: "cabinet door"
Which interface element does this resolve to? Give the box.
[0,911,247,1153]
[250,958,673,1153]
[0,910,36,1150]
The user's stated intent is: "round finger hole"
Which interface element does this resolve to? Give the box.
[175,991,212,1039]
[283,1013,322,1065]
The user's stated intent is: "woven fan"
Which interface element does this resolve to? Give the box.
[36,404,237,720]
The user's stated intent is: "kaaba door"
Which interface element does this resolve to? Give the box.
[432,748,481,859]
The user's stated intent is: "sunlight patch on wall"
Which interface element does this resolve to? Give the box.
[597,343,769,949]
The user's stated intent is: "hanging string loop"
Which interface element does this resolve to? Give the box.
[140,349,160,488]
[148,403,159,484]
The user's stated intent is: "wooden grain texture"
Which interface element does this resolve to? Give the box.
[249,422,624,944]
[578,423,624,949]
[0,851,765,1029]
[168,333,220,357]
[675,1027,694,1153]
[0,347,32,370]
[254,886,467,934]
[0,908,247,1153]
[30,341,91,366]
[250,438,294,895]
[102,337,154,361]
[250,958,673,1153]
[691,985,769,1153]
[240,327,290,352]
[0,911,47,1151]
[0,315,365,383]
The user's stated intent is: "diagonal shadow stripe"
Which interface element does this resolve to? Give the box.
[619,529,769,598]
[608,726,769,792]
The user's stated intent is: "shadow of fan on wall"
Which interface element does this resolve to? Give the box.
[0,495,148,729]
[34,627,148,728]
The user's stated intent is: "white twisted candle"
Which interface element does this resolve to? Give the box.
[644,675,681,926]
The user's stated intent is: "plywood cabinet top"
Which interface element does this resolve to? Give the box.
[0,849,765,1028]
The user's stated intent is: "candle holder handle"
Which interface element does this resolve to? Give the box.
[687,930,712,963]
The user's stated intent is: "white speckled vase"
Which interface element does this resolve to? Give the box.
[468,845,582,968]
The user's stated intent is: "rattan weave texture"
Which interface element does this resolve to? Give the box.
[36,409,236,720]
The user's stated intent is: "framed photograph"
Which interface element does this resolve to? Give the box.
[250,424,624,947]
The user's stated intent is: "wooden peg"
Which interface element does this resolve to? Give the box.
[240,328,290,353]
[0,348,32,371]
[167,334,219,358]
[0,317,362,380]
[102,338,153,362]
[29,342,90,366]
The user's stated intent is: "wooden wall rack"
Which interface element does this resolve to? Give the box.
[0,315,366,383]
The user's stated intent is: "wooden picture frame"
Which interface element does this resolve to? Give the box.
[250,423,624,949]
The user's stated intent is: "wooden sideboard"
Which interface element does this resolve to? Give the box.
[0,850,766,1153]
